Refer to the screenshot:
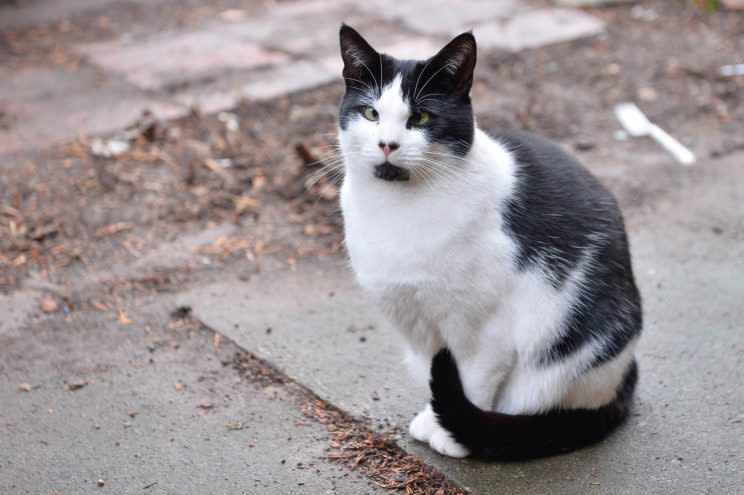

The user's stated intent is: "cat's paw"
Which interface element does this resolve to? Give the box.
[409,405,438,443]
[429,428,469,458]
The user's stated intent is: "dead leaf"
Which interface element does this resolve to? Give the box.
[68,380,88,391]
[252,175,267,192]
[234,196,258,215]
[90,299,109,311]
[320,184,339,200]
[202,158,237,186]
[95,222,132,238]
[118,310,133,325]
[41,297,59,313]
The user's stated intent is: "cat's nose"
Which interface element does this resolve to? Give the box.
[378,140,400,158]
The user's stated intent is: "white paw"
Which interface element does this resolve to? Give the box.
[429,427,470,458]
[408,405,438,443]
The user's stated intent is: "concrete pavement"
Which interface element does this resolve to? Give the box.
[0,300,386,494]
[2,0,743,493]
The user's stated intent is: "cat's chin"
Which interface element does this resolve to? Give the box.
[374,162,410,182]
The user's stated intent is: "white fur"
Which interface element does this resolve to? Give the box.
[339,79,633,457]
[408,403,438,442]
[429,427,469,458]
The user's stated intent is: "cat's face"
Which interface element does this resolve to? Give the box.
[338,25,476,183]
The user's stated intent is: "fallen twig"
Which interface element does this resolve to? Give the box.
[202,158,237,186]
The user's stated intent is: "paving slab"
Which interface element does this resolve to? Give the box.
[223,2,445,58]
[181,152,744,494]
[0,65,185,154]
[474,8,605,52]
[220,1,357,57]
[356,0,531,35]
[75,30,290,92]
[172,59,342,112]
[0,302,386,495]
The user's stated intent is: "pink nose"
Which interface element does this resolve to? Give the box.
[378,141,400,158]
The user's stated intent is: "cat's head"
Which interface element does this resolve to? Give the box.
[338,25,476,183]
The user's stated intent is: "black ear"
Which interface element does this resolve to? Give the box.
[421,32,476,96]
[339,24,380,85]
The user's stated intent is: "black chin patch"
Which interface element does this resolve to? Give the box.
[374,162,410,182]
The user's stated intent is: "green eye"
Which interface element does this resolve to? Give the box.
[362,106,379,121]
[410,111,430,126]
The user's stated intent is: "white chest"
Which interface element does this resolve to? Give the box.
[341,176,516,338]
[339,128,522,351]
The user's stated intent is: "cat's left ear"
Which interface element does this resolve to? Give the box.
[426,32,477,95]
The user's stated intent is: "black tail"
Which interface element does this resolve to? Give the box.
[429,348,638,460]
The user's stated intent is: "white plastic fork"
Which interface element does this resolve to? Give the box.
[614,102,695,166]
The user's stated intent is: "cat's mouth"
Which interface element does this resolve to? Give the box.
[374,161,410,182]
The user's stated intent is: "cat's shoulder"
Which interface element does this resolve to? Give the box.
[485,129,583,173]
[483,128,613,202]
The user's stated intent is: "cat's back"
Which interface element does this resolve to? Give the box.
[487,129,629,287]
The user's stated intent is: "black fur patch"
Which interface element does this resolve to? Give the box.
[374,162,410,181]
[495,130,642,365]
[339,25,475,157]
[430,348,638,460]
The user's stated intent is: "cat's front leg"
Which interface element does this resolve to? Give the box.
[409,404,470,457]
[424,352,512,458]
[409,403,439,442]
[404,346,440,442]
[406,343,513,454]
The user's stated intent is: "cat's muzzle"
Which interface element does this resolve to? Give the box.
[374,161,410,182]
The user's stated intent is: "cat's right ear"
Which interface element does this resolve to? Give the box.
[339,24,380,85]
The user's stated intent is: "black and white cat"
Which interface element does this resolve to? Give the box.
[337,25,642,460]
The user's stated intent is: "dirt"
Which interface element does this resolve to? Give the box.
[0,88,345,291]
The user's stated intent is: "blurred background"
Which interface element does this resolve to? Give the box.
[1,1,743,494]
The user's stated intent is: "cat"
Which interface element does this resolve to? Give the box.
[336,24,642,459]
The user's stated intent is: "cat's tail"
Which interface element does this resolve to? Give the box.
[429,348,638,460]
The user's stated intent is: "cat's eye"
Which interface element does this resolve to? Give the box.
[362,106,379,121]
[410,111,430,126]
